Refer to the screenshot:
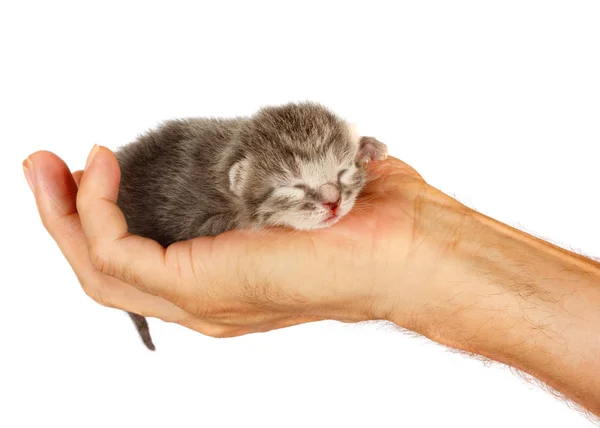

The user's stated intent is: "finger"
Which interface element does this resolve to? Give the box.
[179,317,241,338]
[72,170,83,187]
[96,275,189,322]
[178,313,325,338]
[369,155,423,182]
[26,151,85,253]
[76,146,180,295]
[25,151,186,320]
[247,315,325,334]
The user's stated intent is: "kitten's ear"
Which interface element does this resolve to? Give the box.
[357,136,388,165]
[229,158,250,196]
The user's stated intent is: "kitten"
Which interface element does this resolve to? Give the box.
[115,101,388,350]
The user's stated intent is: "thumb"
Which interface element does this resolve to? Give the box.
[82,145,121,209]
[77,145,127,244]
[76,145,173,294]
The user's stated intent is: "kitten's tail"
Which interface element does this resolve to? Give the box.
[127,312,156,351]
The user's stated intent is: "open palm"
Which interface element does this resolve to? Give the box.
[26,148,431,343]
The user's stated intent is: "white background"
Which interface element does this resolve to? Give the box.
[1,1,599,427]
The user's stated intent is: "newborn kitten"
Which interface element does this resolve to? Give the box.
[115,101,388,350]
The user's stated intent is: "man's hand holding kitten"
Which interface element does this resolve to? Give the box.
[24,143,600,414]
[27,146,432,337]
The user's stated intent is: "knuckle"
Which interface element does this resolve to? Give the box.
[88,244,141,286]
[39,216,53,233]
[77,277,114,309]
[92,294,114,308]
[89,244,112,275]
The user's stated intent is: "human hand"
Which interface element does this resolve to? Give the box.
[25,144,600,415]
[24,146,458,338]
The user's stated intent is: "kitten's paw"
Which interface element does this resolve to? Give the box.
[358,136,388,165]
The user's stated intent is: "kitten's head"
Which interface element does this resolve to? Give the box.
[227,102,387,230]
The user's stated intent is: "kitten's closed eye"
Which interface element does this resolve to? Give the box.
[272,186,305,200]
[291,183,322,201]
[338,167,357,184]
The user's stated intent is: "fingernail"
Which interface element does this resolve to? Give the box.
[85,144,100,170]
[23,158,35,193]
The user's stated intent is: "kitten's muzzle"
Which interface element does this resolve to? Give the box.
[320,183,341,217]
[320,183,340,204]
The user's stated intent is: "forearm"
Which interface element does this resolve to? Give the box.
[401,188,600,414]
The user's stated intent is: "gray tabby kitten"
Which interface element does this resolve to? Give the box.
[115,101,388,350]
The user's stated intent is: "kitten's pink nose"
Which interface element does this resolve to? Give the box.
[323,201,340,214]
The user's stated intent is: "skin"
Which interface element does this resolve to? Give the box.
[24,146,600,416]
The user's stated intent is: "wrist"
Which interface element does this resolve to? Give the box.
[382,182,600,353]
[375,183,472,331]
[386,186,600,410]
